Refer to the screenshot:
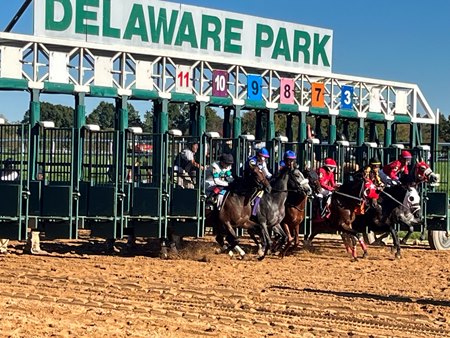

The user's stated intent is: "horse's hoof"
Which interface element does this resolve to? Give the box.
[228,250,234,258]
[257,249,264,257]
[400,240,407,245]
[351,257,358,262]
[362,252,369,259]
[395,253,402,259]
[257,255,266,261]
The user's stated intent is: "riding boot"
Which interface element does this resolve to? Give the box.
[252,197,261,216]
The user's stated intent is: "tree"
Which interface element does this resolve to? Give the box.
[142,110,153,133]
[86,101,142,130]
[22,102,74,127]
[86,102,114,129]
[205,107,223,133]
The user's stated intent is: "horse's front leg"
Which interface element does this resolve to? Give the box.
[389,226,402,259]
[258,223,272,261]
[248,227,263,257]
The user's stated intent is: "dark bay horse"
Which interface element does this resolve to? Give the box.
[304,173,369,260]
[205,166,271,258]
[209,167,309,260]
[279,168,319,256]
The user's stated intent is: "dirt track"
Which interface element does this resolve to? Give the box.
[1,236,450,338]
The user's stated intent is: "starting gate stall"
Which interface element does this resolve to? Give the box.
[81,127,124,240]
[419,144,450,249]
[168,132,207,238]
[37,122,77,239]
[0,122,29,240]
[125,128,167,238]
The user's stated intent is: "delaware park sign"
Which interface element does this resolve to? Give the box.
[34,0,333,73]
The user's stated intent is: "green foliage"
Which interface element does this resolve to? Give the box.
[142,110,153,133]
[22,102,74,128]
[205,107,223,133]
[86,101,143,130]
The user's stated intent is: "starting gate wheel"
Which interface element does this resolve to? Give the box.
[428,230,450,250]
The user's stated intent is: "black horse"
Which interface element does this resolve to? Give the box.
[353,176,422,258]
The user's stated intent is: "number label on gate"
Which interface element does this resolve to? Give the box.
[311,82,324,107]
[280,78,295,104]
[341,85,354,110]
[247,75,262,101]
[176,65,192,94]
[212,70,228,97]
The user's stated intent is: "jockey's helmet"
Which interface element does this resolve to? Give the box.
[369,157,381,168]
[324,158,337,168]
[258,147,270,158]
[284,150,296,160]
[220,153,234,165]
[400,150,412,159]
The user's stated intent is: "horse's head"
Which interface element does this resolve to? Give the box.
[399,187,422,224]
[249,166,271,191]
[303,167,321,196]
[384,185,422,226]
[414,161,439,184]
[288,168,312,196]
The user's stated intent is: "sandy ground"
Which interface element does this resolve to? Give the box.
[1,235,450,338]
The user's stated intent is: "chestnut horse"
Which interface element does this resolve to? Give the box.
[279,168,320,256]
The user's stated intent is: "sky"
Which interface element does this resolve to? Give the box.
[0,0,449,122]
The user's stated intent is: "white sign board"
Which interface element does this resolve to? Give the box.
[34,0,333,74]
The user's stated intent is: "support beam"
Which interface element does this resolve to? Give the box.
[357,118,365,146]
[29,89,40,181]
[298,111,307,143]
[223,107,232,138]
[329,116,337,144]
[286,114,293,142]
[255,110,264,140]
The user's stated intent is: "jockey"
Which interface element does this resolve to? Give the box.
[205,153,234,208]
[245,147,272,179]
[316,158,338,218]
[380,150,412,186]
[279,150,297,170]
[361,157,384,204]
[245,147,272,216]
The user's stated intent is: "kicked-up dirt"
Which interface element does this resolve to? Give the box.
[1,235,450,338]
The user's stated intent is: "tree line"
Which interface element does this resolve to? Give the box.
[7,101,450,143]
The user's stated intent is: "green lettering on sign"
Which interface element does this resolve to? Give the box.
[175,11,198,48]
[103,0,120,38]
[313,33,331,66]
[46,0,72,31]
[224,19,242,54]
[75,0,99,35]
[255,24,273,57]
[201,15,222,51]
[271,27,291,61]
[123,4,149,41]
[148,6,179,44]
[293,30,311,63]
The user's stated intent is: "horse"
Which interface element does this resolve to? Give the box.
[278,167,319,256]
[209,167,310,260]
[304,173,370,260]
[352,178,422,259]
[365,159,439,248]
[205,165,271,258]
[252,167,311,259]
